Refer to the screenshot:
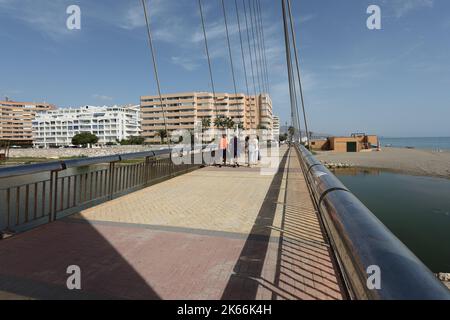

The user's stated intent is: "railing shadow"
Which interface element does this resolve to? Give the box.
[221,149,289,300]
[270,150,345,300]
[221,147,344,300]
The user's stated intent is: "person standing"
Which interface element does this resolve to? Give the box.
[219,134,228,167]
[231,135,240,167]
[245,136,250,167]
[248,135,259,166]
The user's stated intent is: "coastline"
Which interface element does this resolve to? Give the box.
[315,147,450,180]
[0,145,168,166]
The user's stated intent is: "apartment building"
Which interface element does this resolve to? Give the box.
[140,92,273,143]
[0,100,55,145]
[33,105,140,147]
[272,116,280,138]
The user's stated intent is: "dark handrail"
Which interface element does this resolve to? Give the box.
[295,144,450,300]
[0,146,212,179]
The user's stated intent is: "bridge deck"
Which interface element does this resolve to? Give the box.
[0,146,345,300]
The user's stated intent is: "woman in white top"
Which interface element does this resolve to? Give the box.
[248,135,259,166]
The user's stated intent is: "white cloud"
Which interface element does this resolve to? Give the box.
[171,56,200,71]
[383,0,434,18]
[120,5,146,30]
[298,14,316,24]
[0,0,77,40]
[93,94,113,101]
[119,0,168,30]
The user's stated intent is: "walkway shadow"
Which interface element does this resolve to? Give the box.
[270,152,345,300]
[221,149,289,300]
[0,216,161,300]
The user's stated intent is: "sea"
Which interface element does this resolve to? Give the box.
[380,137,450,151]
[334,168,450,273]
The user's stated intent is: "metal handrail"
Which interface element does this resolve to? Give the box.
[0,145,212,179]
[295,144,450,300]
[0,149,172,179]
[0,146,218,234]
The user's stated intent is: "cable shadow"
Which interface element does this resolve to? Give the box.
[270,149,345,300]
[220,149,289,300]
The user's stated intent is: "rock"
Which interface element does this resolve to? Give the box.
[437,272,450,282]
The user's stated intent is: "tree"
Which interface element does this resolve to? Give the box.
[72,132,98,148]
[237,123,244,130]
[279,133,288,142]
[288,126,295,138]
[120,136,145,145]
[257,124,268,130]
[224,117,235,130]
[214,116,226,130]
[155,129,168,144]
[201,118,211,132]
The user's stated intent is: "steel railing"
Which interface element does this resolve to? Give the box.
[0,147,213,235]
[294,143,450,300]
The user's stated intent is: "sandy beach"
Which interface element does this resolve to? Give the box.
[315,148,450,179]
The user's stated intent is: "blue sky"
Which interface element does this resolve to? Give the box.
[0,0,449,137]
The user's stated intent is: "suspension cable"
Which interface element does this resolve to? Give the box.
[221,0,240,125]
[235,0,250,98]
[281,0,299,141]
[256,0,271,95]
[198,0,219,118]
[253,0,267,94]
[234,0,252,130]
[248,0,262,95]
[141,0,171,150]
[289,44,303,142]
[242,0,258,124]
[287,0,311,144]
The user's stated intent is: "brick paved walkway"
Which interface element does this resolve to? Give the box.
[0,146,345,300]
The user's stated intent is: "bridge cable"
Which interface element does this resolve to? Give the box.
[287,0,311,144]
[221,0,241,125]
[242,0,258,125]
[250,0,264,94]
[141,0,171,151]
[242,0,257,97]
[234,0,251,129]
[289,45,303,141]
[281,0,300,141]
[256,0,271,95]
[254,0,268,95]
[198,0,219,119]
[235,0,250,99]
[252,0,266,94]
[248,0,262,95]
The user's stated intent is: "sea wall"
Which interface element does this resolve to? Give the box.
[8,146,167,159]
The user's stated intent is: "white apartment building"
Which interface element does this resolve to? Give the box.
[33,105,140,147]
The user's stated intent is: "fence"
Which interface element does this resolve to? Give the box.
[0,147,208,235]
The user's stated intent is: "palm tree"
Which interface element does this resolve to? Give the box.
[257,124,268,130]
[199,118,211,145]
[214,116,226,130]
[201,118,211,132]
[155,129,168,144]
[288,126,295,141]
[225,117,235,130]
